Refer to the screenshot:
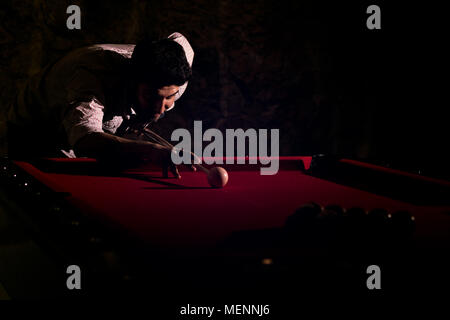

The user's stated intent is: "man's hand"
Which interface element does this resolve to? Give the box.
[74,132,181,177]
[153,144,181,179]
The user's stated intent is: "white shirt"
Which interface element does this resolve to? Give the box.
[7,33,194,155]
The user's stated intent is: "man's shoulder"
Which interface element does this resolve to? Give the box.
[57,44,136,70]
[89,44,136,59]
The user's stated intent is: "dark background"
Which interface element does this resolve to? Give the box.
[0,1,448,178]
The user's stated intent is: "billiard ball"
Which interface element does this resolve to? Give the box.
[285,202,322,231]
[319,204,345,223]
[207,166,229,188]
[391,210,415,236]
[346,207,367,225]
[367,208,391,229]
[319,204,344,233]
[344,207,368,239]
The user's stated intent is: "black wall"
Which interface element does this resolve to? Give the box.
[1,1,448,178]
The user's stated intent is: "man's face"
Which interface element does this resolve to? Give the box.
[136,83,179,122]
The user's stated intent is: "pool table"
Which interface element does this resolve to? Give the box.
[1,155,449,300]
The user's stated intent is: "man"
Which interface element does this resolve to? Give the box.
[5,32,194,178]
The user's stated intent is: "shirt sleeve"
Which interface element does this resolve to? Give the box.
[62,99,105,147]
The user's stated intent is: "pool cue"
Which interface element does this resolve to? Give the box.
[139,127,208,174]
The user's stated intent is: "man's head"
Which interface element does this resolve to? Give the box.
[130,38,192,121]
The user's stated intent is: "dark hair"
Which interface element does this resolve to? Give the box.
[130,38,192,88]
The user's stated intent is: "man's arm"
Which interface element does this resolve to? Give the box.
[74,132,180,177]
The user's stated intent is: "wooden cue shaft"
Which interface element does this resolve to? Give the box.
[141,128,172,147]
[141,127,209,173]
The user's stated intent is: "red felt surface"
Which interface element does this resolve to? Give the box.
[14,158,450,248]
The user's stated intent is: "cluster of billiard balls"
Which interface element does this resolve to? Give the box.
[285,202,416,240]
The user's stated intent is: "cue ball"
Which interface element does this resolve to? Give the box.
[207,167,229,188]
